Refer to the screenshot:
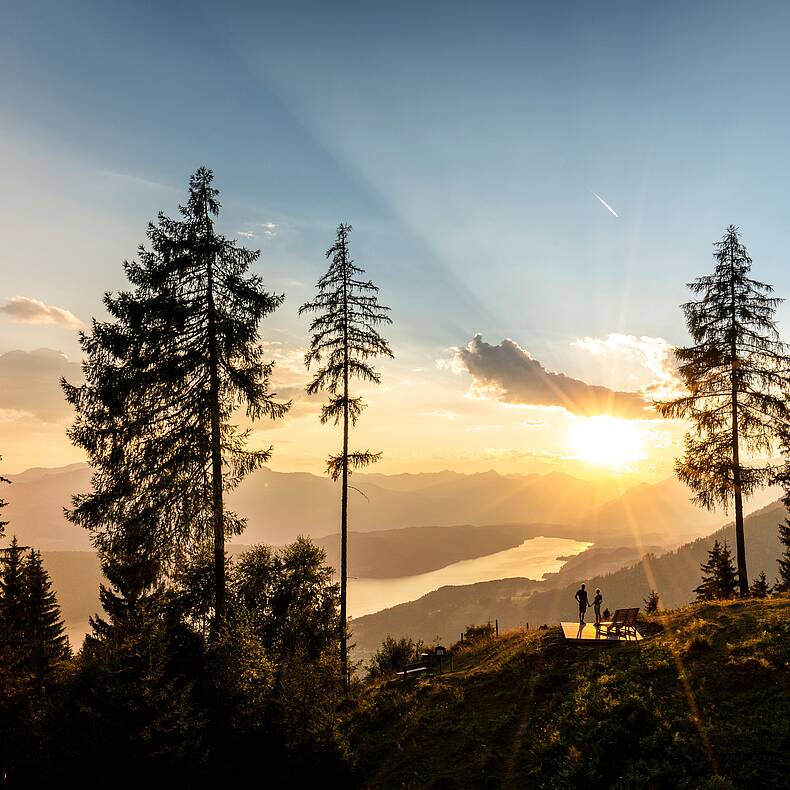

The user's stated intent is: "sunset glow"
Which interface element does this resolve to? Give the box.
[567,416,647,468]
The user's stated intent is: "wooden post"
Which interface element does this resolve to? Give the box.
[495,619,499,637]
[461,632,464,645]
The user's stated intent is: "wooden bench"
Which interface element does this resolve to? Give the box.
[396,648,453,680]
[398,658,430,680]
[600,607,640,639]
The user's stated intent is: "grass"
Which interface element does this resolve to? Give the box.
[348,598,790,789]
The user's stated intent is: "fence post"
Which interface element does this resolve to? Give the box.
[495,619,499,637]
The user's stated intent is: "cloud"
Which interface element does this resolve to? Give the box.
[0,296,83,329]
[571,333,682,399]
[0,349,82,421]
[237,231,256,239]
[453,335,652,419]
[98,169,170,191]
[518,419,549,428]
[258,222,278,237]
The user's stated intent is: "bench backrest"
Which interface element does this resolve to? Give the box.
[611,607,640,624]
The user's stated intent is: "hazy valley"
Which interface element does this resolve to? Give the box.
[6,463,781,652]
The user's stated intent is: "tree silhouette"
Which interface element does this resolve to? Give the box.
[0,455,9,538]
[0,537,27,668]
[299,223,393,687]
[22,550,70,679]
[693,540,739,601]
[656,226,790,596]
[777,520,790,594]
[0,540,68,679]
[771,455,790,594]
[749,571,772,599]
[643,590,660,614]
[63,168,288,627]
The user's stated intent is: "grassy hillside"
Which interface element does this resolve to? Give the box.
[351,578,545,660]
[350,599,790,789]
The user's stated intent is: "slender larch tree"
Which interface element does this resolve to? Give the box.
[0,455,9,538]
[656,225,790,595]
[63,168,288,627]
[299,223,393,687]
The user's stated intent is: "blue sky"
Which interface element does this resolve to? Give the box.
[2,1,790,475]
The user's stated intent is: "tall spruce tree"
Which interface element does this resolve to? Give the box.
[299,223,393,687]
[21,550,70,678]
[656,226,790,596]
[63,168,288,626]
[693,540,739,601]
[0,537,27,668]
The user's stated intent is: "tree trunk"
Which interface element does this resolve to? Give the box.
[340,239,350,691]
[340,376,349,689]
[729,247,749,596]
[206,246,226,628]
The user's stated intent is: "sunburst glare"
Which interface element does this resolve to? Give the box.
[567,415,647,468]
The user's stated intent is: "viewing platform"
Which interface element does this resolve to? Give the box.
[561,621,643,644]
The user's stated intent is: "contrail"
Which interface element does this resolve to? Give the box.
[592,192,619,217]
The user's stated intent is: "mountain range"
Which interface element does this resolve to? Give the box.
[4,462,778,552]
[3,462,784,652]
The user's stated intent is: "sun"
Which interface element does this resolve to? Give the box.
[567,416,647,469]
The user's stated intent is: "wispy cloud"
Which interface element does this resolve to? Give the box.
[452,334,652,419]
[592,191,618,217]
[572,333,682,399]
[98,169,170,191]
[0,296,84,329]
[259,222,278,237]
[237,231,256,239]
[518,419,549,428]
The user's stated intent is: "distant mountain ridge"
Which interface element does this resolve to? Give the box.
[5,462,776,552]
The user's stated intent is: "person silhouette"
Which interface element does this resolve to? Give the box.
[574,583,589,624]
[592,588,603,626]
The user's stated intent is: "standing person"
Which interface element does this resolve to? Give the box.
[592,589,603,626]
[574,583,589,624]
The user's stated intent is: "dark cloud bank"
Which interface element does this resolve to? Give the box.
[456,335,652,419]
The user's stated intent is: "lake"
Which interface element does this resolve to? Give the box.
[65,535,591,650]
[347,535,592,618]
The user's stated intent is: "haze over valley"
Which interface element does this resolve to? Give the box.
[9,462,780,650]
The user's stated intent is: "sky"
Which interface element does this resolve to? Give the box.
[3,1,790,479]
